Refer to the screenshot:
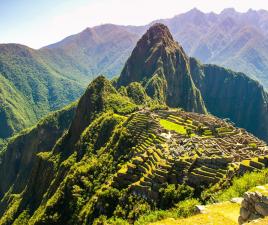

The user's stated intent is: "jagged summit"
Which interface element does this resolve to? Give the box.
[117,23,206,113]
[141,23,175,45]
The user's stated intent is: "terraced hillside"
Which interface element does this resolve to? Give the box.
[113,109,268,199]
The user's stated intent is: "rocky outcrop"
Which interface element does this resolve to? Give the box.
[239,191,268,224]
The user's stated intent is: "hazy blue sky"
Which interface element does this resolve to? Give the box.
[1,0,268,48]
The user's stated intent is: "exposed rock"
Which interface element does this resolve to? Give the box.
[195,205,206,214]
[240,207,251,220]
[239,191,268,224]
[231,197,244,204]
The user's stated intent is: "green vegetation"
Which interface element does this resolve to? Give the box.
[150,201,240,225]
[13,210,30,225]
[159,184,194,208]
[117,24,207,114]
[0,44,84,140]
[215,169,268,201]
[145,74,167,104]
[160,119,187,134]
[126,82,149,105]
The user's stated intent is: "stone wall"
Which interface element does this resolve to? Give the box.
[239,191,268,224]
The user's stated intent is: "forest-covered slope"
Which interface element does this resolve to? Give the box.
[0,44,84,140]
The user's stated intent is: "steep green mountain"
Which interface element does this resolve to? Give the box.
[0,44,84,140]
[0,102,77,198]
[117,24,206,113]
[0,74,268,225]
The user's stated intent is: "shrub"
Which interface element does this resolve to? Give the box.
[126,82,148,105]
[175,198,200,218]
[159,184,194,208]
[96,188,121,217]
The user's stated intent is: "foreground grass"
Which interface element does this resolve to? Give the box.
[149,202,240,225]
[135,199,199,225]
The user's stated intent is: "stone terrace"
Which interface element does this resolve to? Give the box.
[112,109,268,200]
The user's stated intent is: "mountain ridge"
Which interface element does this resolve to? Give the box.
[2,8,268,141]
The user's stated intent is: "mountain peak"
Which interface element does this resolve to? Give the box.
[117,23,180,87]
[145,23,174,42]
[118,24,207,113]
[133,23,176,52]
[221,8,237,15]
[188,7,203,15]
[65,76,116,148]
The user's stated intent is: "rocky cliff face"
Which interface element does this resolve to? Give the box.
[190,57,268,141]
[118,23,207,113]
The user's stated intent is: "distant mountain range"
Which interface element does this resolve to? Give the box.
[1,8,268,141]
[46,7,268,88]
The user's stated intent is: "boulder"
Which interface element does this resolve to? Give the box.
[261,196,268,205]
[195,205,206,214]
[231,197,243,204]
[239,191,268,224]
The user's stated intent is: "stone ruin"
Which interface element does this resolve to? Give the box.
[112,109,268,201]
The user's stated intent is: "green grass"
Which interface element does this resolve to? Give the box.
[249,184,268,196]
[159,119,187,134]
[135,199,199,225]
